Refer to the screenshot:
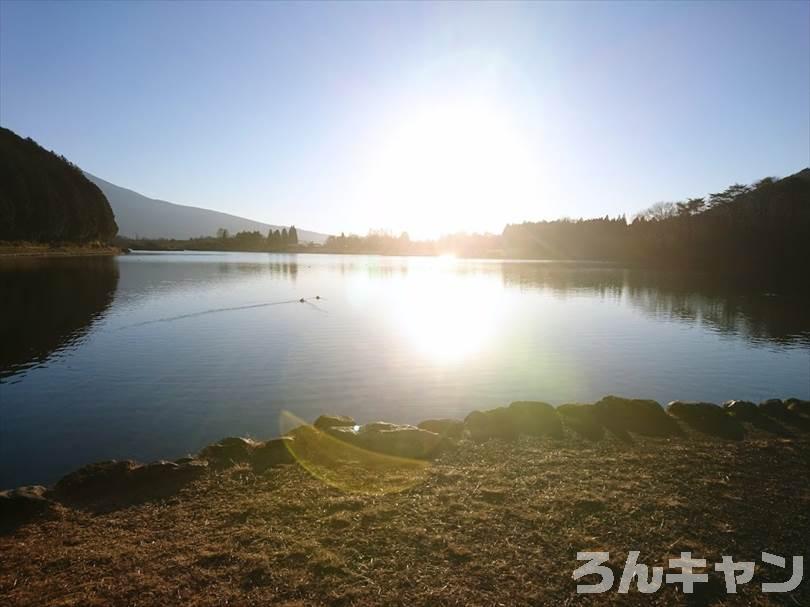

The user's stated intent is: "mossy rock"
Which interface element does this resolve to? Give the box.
[358,423,445,459]
[722,400,758,421]
[465,403,563,442]
[53,460,139,501]
[760,399,810,431]
[759,399,788,417]
[130,460,208,488]
[594,396,681,439]
[724,400,790,436]
[251,437,296,472]
[464,407,519,442]
[667,402,745,440]
[417,419,465,439]
[199,437,259,468]
[507,401,563,438]
[557,403,604,441]
[0,485,54,530]
[52,459,207,507]
[785,398,810,418]
[313,415,356,431]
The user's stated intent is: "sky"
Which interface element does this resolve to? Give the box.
[1,1,808,238]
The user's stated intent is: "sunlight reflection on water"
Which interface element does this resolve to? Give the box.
[1,252,808,487]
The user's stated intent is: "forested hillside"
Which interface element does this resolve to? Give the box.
[0,128,118,242]
[503,169,810,275]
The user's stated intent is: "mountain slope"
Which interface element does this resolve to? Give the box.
[85,173,328,243]
[0,128,117,242]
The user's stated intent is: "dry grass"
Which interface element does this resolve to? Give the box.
[1,430,808,606]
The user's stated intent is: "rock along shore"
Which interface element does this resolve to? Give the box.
[3,395,809,527]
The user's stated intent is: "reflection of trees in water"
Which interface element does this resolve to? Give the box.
[332,259,409,278]
[500,264,810,346]
[0,257,119,380]
[266,262,297,281]
[114,256,299,299]
[218,259,298,281]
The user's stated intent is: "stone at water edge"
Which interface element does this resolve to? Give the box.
[594,395,682,438]
[507,401,564,438]
[464,407,519,442]
[130,460,208,486]
[759,399,788,417]
[313,415,356,431]
[759,398,810,430]
[362,421,403,433]
[198,437,259,468]
[417,418,465,439]
[557,403,605,441]
[0,485,53,522]
[723,399,791,435]
[53,460,140,501]
[358,423,446,459]
[251,437,296,472]
[464,404,564,442]
[311,420,447,460]
[785,398,810,417]
[667,401,745,441]
[722,400,759,421]
[51,459,209,504]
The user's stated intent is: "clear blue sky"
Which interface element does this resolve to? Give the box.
[1,1,808,237]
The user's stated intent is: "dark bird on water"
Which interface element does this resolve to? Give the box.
[299,298,305,303]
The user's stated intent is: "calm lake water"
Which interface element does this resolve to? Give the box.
[1,252,809,487]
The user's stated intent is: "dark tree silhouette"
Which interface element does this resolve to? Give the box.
[0,127,118,242]
[503,169,810,278]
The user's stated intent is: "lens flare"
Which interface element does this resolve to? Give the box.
[279,411,429,495]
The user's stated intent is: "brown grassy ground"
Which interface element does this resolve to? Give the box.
[1,430,808,606]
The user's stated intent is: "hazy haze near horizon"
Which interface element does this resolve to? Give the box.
[1,0,808,238]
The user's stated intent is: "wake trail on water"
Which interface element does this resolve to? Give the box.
[117,296,327,330]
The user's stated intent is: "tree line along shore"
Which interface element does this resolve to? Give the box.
[117,166,810,282]
[3,127,809,277]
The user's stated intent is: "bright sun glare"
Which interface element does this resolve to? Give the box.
[360,98,540,238]
[390,257,504,363]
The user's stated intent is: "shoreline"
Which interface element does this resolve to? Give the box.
[3,396,808,493]
[1,396,809,605]
[4,395,809,492]
[119,247,809,289]
[129,246,628,265]
[0,243,123,258]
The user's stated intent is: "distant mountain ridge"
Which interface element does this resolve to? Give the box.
[84,173,328,243]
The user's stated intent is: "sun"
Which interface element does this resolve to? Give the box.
[359,97,541,238]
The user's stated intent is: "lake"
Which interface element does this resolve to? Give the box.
[1,251,809,488]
